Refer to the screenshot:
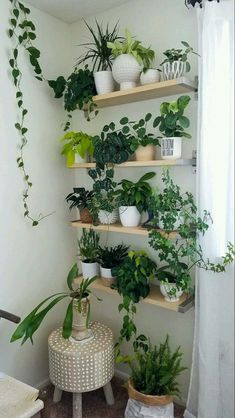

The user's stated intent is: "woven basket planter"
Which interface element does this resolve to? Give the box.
[127,380,173,406]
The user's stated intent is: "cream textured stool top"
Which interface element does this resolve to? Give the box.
[48,321,114,393]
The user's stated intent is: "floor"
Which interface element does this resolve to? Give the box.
[39,378,185,418]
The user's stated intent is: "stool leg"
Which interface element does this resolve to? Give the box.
[103,381,114,406]
[53,386,62,403]
[73,392,82,418]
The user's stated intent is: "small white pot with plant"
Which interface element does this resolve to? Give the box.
[107,29,155,90]
[78,229,100,279]
[60,131,94,166]
[157,270,184,302]
[153,95,192,160]
[76,21,122,94]
[160,41,199,81]
[98,244,129,287]
[140,68,160,85]
[114,172,156,227]
[120,113,159,162]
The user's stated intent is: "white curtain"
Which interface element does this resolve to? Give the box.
[184,2,234,418]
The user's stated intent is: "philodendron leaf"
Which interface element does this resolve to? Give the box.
[178,116,190,128]
[62,300,73,339]
[67,263,79,291]
[138,172,156,182]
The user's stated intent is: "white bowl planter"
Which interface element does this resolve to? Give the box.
[119,206,141,227]
[98,209,119,225]
[100,266,116,287]
[162,61,185,81]
[135,144,156,161]
[71,296,92,341]
[81,261,99,279]
[94,70,114,94]
[140,69,160,85]
[161,137,182,160]
[160,283,183,302]
[112,54,141,90]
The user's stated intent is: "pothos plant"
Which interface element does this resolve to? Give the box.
[8,0,50,226]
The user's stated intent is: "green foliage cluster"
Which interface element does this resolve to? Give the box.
[98,244,129,269]
[119,113,160,152]
[65,188,94,211]
[60,131,94,166]
[78,229,100,262]
[10,263,99,344]
[153,95,191,138]
[161,41,199,72]
[88,167,117,219]
[76,20,121,71]
[130,335,187,396]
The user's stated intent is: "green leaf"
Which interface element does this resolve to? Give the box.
[10,18,17,27]
[8,29,13,38]
[9,59,14,68]
[28,32,36,40]
[21,127,28,134]
[13,48,18,59]
[15,123,21,130]
[122,126,130,134]
[67,263,78,291]
[32,221,38,226]
[145,113,152,122]
[138,172,156,182]
[27,46,40,59]
[181,41,190,48]
[62,300,73,339]
[18,100,23,108]
[153,116,161,128]
[13,8,19,19]
[178,116,190,128]
[120,117,129,125]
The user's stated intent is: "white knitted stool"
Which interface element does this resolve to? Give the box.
[48,321,115,418]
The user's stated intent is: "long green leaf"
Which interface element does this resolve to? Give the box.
[67,263,79,291]
[62,300,73,339]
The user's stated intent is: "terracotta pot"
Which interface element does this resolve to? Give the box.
[135,145,156,161]
[127,380,173,406]
[71,296,92,341]
[80,207,93,223]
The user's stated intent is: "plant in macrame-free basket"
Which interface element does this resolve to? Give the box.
[60,131,94,166]
[10,263,100,343]
[65,188,94,223]
[161,41,199,80]
[78,229,100,279]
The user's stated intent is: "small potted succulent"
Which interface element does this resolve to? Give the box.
[60,130,94,165]
[10,263,99,343]
[78,229,100,278]
[119,114,160,161]
[76,21,122,94]
[114,172,155,227]
[125,335,187,416]
[65,187,94,223]
[153,95,191,160]
[160,41,199,80]
[107,29,155,90]
[98,244,129,287]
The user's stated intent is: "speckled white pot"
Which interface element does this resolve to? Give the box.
[162,61,185,80]
[98,209,119,225]
[140,69,160,85]
[160,283,183,302]
[72,296,91,340]
[94,70,114,94]
[119,206,141,227]
[112,54,141,90]
[161,137,182,160]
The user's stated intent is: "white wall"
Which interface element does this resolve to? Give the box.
[69,0,198,402]
[0,0,76,387]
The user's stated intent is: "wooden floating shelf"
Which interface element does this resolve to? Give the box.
[74,277,194,313]
[69,159,194,169]
[71,221,177,239]
[93,77,197,108]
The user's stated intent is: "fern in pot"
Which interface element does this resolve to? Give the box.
[160,41,199,80]
[153,95,191,160]
[78,229,100,278]
[107,29,155,90]
[65,187,94,223]
[97,244,129,287]
[114,172,155,227]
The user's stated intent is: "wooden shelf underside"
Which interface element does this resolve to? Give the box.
[93,77,197,108]
[69,159,194,169]
[74,277,194,313]
[71,221,177,239]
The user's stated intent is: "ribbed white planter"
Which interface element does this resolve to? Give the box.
[161,137,182,160]
[72,296,91,341]
[160,283,183,302]
[98,209,119,225]
[162,61,185,80]
[140,69,160,85]
[81,261,99,279]
[100,266,116,287]
[112,54,141,90]
[119,206,141,227]
[135,144,156,161]
[94,70,114,94]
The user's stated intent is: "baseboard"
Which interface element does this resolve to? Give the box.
[36,377,51,390]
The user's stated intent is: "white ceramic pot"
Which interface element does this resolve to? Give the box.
[98,209,119,225]
[162,61,185,81]
[158,211,182,230]
[112,54,141,90]
[160,283,183,302]
[75,154,85,164]
[119,206,141,227]
[100,266,116,287]
[72,296,92,341]
[81,261,99,279]
[135,144,156,161]
[161,137,182,160]
[140,69,160,85]
[94,70,114,94]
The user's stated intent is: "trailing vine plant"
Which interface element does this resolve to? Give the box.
[8,0,52,226]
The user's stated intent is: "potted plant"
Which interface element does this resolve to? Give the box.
[48,65,98,127]
[153,95,191,160]
[10,263,99,344]
[78,229,100,278]
[98,244,129,287]
[125,335,187,415]
[158,269,185,302]
[114,172,155,227]
[140,68,161,85]
[107,29,155,90]
[76,21,122,94]
[160,41,199,80]
[65,187,94,223]
[119,114,160,161]
[60,130,94,165]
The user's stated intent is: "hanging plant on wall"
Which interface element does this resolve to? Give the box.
[8,0,52,226]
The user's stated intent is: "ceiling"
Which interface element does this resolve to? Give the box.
[24,0,131,24]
